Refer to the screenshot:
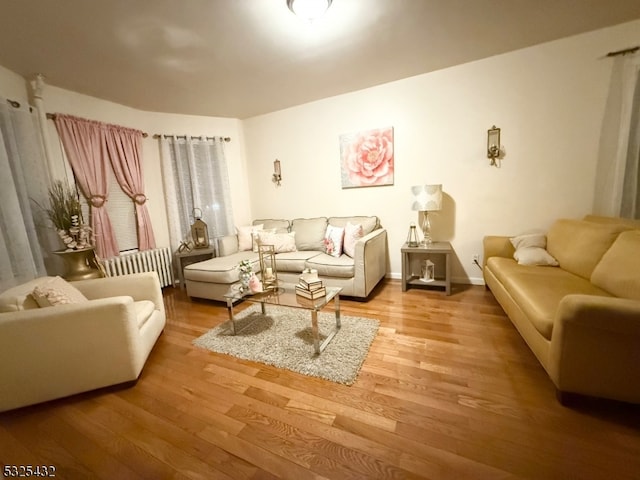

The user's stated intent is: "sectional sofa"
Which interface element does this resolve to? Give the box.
[184,216,387,302]
[483,215,640,404]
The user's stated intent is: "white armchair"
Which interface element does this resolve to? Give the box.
[0,272,166,412]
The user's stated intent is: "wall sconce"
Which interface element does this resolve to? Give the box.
[487,125,501,166]
[272,159,282,186]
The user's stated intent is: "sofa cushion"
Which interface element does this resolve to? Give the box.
[591,230,640,300]
[31,276,89,308]
[324,225,344,257]
[253,218,290,233]
[0,276,55,312]
[257,231,297,253]
[583,215,640,229]
[291,217,328,251]
[184,251,259,284]
[237,224,263,251]
[343,222,364,258]
[546,219,628,280]
[513,247,559,266]
[510,233,546,250]
[305,253,355,278]
[487,257,612,340]
[275,251,322,273]
[328,216,379,235]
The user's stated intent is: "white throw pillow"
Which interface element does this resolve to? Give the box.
[510,233,546,250]
[237,224,263,251]
[257,231,297,253]
[514,247,559,266]
[343,222,364,258]
[31,276,89,307]
[324,225,345,257]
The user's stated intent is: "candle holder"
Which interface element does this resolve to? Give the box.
[258,244,278,291]
[406,223,419,247]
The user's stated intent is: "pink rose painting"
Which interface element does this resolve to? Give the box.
[340,126,394,188]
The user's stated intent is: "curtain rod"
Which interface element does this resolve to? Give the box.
[606,45,639,57]
[45,112,148,137]
[153,133,231,142]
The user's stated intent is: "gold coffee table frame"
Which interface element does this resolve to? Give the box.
[224,284,342,355]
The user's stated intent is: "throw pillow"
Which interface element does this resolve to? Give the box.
[324,225,345,257]
[237,224,263,251]
[513,247,559,266]
[257,231,297,253]
[31,276,89,307]
[343,222,364,258]
[510,233,546,250]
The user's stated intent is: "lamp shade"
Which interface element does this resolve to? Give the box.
[411,184,442,211]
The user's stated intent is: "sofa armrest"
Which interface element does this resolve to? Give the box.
[548,294,640,402]
[352,228,387,297]
[0,298,144,411]
[217,235,239,257]
[482,235,514,267]
[72,272,164,315]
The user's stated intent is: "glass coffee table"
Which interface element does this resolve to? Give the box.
[224,284,342,355]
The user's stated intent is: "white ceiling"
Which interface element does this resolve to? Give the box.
[1,0,639,119]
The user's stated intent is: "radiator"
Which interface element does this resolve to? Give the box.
[100,247,174,288]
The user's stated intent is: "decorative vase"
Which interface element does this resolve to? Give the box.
[54,247,105,281]
[239,271,252,290]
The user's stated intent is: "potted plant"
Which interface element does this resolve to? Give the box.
[44,180,93,251]
[42,180,103,280]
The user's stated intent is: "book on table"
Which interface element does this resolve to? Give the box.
[299,277,324,291]
[295,285,327,299]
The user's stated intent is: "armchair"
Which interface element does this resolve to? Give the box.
[0,272,165,412]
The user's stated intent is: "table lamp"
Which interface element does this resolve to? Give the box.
[411,184,442,245]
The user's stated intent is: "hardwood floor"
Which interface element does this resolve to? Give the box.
[2,279,639,479]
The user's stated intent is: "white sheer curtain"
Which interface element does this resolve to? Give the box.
[159,136,234,251]
[0,100,48,291]
[593,52,640,219]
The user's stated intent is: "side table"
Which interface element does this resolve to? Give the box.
[401,242,452,295]
[175,247,215,289]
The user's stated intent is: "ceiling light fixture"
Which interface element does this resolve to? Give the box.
[286,0,333,21]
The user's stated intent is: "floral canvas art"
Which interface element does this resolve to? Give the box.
[340,126,394,188]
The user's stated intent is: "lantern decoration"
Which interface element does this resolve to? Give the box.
[190,208,210,249]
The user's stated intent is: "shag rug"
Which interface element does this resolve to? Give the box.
[193,304,379,385]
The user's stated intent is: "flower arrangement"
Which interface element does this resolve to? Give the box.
[237,259,253,275]
[44,180,93,251]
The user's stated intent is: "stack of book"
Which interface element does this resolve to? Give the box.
[295,276,326,300]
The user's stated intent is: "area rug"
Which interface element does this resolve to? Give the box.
[193,304,379,385]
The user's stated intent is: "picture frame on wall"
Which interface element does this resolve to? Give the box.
[339,126,394,188]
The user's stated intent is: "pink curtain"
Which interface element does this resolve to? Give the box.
[104,125,156,250]
[53,114,120,258]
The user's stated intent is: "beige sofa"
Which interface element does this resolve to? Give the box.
[184,216,387,302]
[483,215,640,404]
[0,272,165,412]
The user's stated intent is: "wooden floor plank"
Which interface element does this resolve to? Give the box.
[1,279,639,479]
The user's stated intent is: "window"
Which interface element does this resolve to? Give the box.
[160,136,234,251]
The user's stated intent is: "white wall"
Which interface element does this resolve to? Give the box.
[0,65,29,101]
[243,19,640,284]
